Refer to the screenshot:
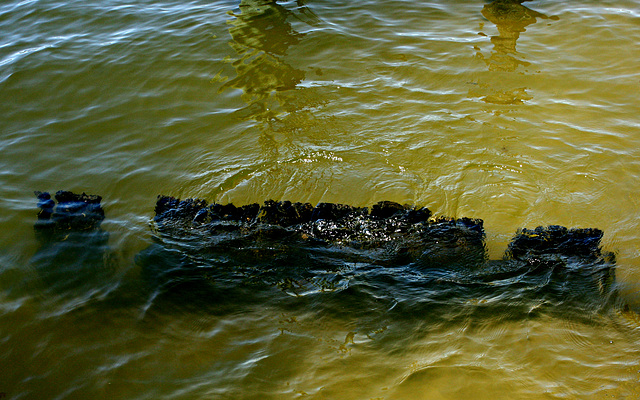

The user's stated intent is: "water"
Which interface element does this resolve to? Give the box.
[2,0,640,398]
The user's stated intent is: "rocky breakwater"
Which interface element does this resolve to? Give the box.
[31,191,111,293]
[144,195,617,319]
[32,192,619,319]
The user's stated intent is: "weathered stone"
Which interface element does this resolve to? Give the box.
[31,192,620,319]
[255,200,314,226]
[34,190,105,242]
[507,225,604,260]
[31,191,110,293]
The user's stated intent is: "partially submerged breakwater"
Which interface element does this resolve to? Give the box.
[33,191,619,319]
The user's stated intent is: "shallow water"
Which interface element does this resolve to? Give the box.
[2,0,640,398]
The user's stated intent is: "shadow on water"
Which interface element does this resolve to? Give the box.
[470,0,559,105]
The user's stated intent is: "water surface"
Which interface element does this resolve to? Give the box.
[2,0,640,398]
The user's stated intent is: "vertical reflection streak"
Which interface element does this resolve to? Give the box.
[217,0,312,123]
[471,0,558,104]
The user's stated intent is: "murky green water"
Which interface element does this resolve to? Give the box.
[2,0,640,398]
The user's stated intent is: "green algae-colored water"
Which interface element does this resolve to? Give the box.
[2,0,640,398]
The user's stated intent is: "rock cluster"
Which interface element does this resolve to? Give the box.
[34,190,105,242]
[32,192,618,316]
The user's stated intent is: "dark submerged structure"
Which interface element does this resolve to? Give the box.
[34,192,618,320]
[32,191,111,292]
[34,191,105,239]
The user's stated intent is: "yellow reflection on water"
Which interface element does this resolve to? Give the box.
[471,0,559,105]
[478,0,559,72]
[215,0,319,123]
[211,0,333,158]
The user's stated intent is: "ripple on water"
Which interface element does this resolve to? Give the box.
[2,0,640,398]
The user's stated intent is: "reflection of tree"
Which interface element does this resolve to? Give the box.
[478,0,557,72]
[216,0,318,122]
[471,0,558,105]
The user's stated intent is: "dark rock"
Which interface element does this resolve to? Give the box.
[147,196,618,316]
[310,202,368,221]
[507,225,604,260]
[31,191,111,294]
[193,208,209,224]
[150,195,483,269]
[370,201,405,219]
[31,192,619,320]
[34,190,105,242]
[255,200,314,226]
[503,225,616,302]
[35,191,55,220]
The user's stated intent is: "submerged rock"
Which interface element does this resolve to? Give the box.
[147,195,617,317]
[32,191,110,293]
[34,190,105,242]
[507,225,605,260]
[152,195,485,266]
[31,192,619,320]
[502,225,616,310]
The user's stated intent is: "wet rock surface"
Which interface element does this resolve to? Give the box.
[32,191,111,292]
[32,192,620,319]
[34,190,105,242]
[507,225,605,260]
[153,195,486,267]
[154,196,479,244]
[147,196,617,317]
